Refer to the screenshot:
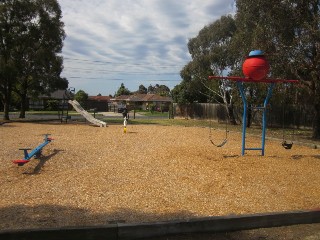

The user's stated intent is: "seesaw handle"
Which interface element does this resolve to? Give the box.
[18,148,32,159]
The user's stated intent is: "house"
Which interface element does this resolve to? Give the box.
[86,96,111,111]
[110,94,173,112]
[28,89,73,110]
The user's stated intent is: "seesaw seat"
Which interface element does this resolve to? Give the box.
[13,160,29,166]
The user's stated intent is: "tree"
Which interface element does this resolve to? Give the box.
[74,90,88,108]
[138,84,147,94]
[154,84,171,96]
[0,0,20,120]
[115,83,131,96]
[146,84,171,96]
[172,81,192,104]
[147,84,155,94]
[289,1,320,139]
[234,0,320,138]
[0,0,67,120]
[176,15,238,123]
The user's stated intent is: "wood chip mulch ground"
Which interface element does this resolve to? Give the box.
[0,122,319,231]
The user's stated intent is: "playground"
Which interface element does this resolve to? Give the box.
[0,121,319,231]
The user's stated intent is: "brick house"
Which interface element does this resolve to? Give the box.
[110,94,173,112]
[28,89,72,110]
[86,96,111,111]
[28,90,111,111]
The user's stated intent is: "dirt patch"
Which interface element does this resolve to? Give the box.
[0,122,319,231]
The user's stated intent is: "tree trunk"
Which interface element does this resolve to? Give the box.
[312,103,320,139]
[227,103,237,125]
[247,105,252,128]
[19,93,27,118]
[1,85,11,120]
[3,101,10,120]
[246,89,254,128]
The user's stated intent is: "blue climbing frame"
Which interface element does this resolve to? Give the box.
[13,134,53,166]
[237,82,275,156]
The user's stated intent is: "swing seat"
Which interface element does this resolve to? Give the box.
[282,141,293,149]
[13,159,29,166]
[210,139,227,147]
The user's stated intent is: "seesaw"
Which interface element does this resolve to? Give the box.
[13,134,53,166]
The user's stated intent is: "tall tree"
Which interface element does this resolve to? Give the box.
[147,84,155,94]
[115,83,131,96]
[0,0,20,119]
[74,90,88,108]
[149,84,171,96]
[138,84,147,94]
[234,0,320,138]
[175,15,237,123]
[146,84,170,96]
[0,0,67,120]
[289,1,320,139]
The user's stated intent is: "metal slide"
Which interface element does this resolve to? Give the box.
[68,100,107,127]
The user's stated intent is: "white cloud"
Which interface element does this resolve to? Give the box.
[58,0,234,95]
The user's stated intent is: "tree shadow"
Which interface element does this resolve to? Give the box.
[0,204,194,231]
[291,154,320,160]
[0,122,16,127]
[223,155,239,158]
[0,205,319,240]
[127,131,138,134]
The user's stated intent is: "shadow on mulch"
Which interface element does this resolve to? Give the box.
[0,204,193,230]
[0,204,319,240]
[22,149,63,175]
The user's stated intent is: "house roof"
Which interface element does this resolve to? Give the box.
[38,89,72,100]
[88,96,111,102]
[111,94,172,102]
[144,94,172,102]
[111,95,131,101]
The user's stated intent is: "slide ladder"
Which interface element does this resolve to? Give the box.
[68,100,107,127]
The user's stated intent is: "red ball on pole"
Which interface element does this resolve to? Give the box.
[242,50,270,81]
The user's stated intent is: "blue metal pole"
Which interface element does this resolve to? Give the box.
[237,82,247,156]
[261,83,275,156]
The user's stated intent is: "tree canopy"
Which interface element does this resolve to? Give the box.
[173,0,320,138]
[172,15,237,104]
[0,0,67,120]
[115,83,171,97]
[74,89,88,108]
[115,83,131,96]
[147,84,171,96]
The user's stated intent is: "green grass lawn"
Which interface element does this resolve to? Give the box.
[133,110,169,117]
[1,110,318,145]
[25,111,81,115]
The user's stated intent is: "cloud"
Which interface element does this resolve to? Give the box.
[58,0,234,95]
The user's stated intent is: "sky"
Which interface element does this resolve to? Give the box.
[58,0,235,96]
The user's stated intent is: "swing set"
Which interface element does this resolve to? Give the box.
[281,104,296,150]
[209,50,298,155]
[209,119,228,147]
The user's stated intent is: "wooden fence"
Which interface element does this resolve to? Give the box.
[173,103,314,128]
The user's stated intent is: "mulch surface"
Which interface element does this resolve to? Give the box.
[0,122,319,235]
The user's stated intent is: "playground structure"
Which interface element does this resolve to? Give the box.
[209,50,298,156]
[12,134,53,166]
[68,100,107,127]
[209,119,228,147]
[60,87,75,123]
